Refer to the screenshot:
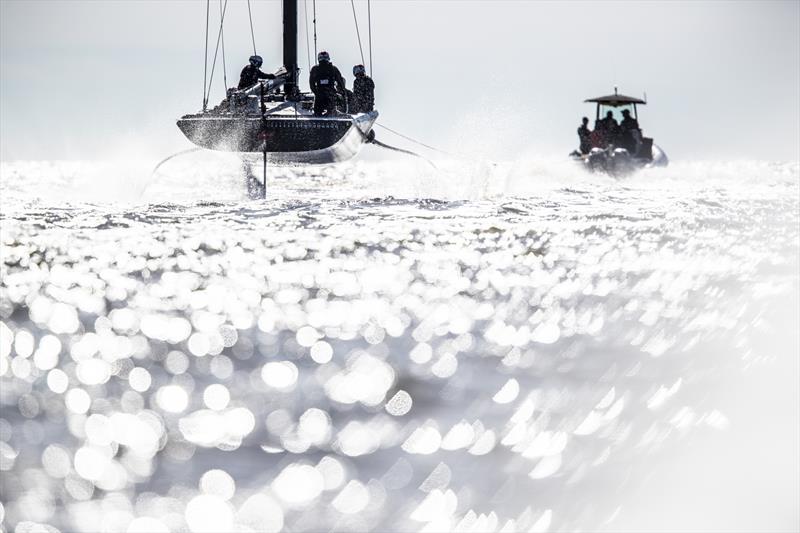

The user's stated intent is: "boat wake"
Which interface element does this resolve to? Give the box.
[1,156,797,205]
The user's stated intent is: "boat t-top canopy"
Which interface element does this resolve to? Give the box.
[584,94,646,106]
[585,88,646,121]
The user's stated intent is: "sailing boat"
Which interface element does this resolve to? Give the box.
[176,0,378,166]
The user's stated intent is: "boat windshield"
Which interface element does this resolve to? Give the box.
[598,103,636,123]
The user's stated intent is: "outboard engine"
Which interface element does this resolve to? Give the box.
[610,148,636,175]
[612,147,631,160]
[587,147,608,172]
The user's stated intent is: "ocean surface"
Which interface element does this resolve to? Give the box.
[1,156,798,533]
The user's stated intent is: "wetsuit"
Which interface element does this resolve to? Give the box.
[352,75,375,113]
[309,62,345,116]
[238,65,275,90]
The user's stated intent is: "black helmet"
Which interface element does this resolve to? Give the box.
[353,64,366,76]
[317,51,330,63]
[249,55,263,67]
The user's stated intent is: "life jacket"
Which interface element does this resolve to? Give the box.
[310,63,343,95]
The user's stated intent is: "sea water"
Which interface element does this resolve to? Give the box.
[0,157,798,532]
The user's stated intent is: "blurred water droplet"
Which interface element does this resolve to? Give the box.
[385,390,413,416]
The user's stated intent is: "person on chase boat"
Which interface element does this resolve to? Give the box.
[619,109,642,154]
[238,55,276,90]
[577,117,592,155]
[309,51,346,116]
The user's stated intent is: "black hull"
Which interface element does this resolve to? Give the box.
[176,112,378,164]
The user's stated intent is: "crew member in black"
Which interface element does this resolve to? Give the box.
[619,109,641,154]
[619,109,639,132]
[600,111,620,145]
[577,117,592,154]
[351,64,375,113]
[238,55,275,90]
[309,51,345,116]
[601,110,618,131]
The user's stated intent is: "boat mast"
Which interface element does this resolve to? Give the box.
[283,0,299,100]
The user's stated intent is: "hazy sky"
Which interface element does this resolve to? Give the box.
[1,0,798,161]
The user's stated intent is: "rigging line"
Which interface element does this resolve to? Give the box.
[374,123,454,156]
[303,0,311,71]
[203,0,210,111]
[349,0,365,67]
[219,0,228,92]
[367,0,372,76]
[312,0,318,62]
[246,0,257,54]
[204,0,229,106]
[375,123,499,166]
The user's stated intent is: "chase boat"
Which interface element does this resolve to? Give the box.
[570,89,668,175]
